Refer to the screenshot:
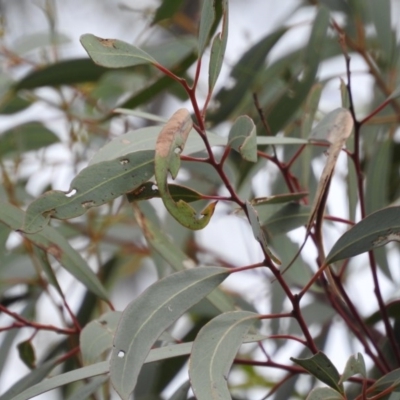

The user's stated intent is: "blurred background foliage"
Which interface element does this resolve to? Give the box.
[1,0,400,399]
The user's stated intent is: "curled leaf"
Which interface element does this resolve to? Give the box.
[155,109,216,230]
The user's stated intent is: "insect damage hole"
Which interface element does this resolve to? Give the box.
[66,189,77,198]
[82,200,95,208]
[117,350,125,358]
[120,159,129,165]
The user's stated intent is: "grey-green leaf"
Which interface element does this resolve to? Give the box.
[339,353,366,384]
[110,266,230,400]
[189,311,258,400]
[228,115,257,162]
[291,352,344,394]
[325,206,400,265]
[198,0,215,56]
[22,150,154,233]
[80,34,157,68]
[0,201,109,301]
[306,387,344,400]
[80,311,122,365]
[208,0,228,91]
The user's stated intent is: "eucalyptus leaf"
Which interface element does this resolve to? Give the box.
[110,267,230,400]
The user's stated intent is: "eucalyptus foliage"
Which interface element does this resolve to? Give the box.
[1,1,400,399]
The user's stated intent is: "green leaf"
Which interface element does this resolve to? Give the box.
[114,108,167,123]
[189,311,258,400]
[152,0,185,24]
[127,182,203,203]
[133,204,235,314]
[0,358,59,400]
[66,376,109,400]
[264,203,310,236]
[33,247,63,295]
[154,109,216,230]
[198,0,216,56]
[291,352,344,394]
[15,59,110,90]
[251,192,308,206]
[8,361,109,400]
[246,201,281,264]
[80,311,122,365]
[80,34,157,68]
[210,27,286,123]
[0,94,31,115]
[368,368,400,395]
[339,353,366,384]
[306,387,345,400]
[110,266,230,400]
[208,0,228,92]
[22,150,154,233]
[0,201,109,301]
[17,340,36,370]
[266,6,330,134]
[325,206,400,265]
[228,115,257,162]
[0,121,59,158]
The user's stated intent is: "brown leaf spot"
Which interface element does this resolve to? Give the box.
[82,200,95,208]
[47,244,62,259]
[372,231,400,247]
[98,38,116,48]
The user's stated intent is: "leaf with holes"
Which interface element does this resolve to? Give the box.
[110,266,230,400]
[80,311,122,365]
[189,311,258,400]
[228,115,257,162]
[325,206,400,264]
[154,109,216,230]
[80,34,157,68]
[22,150,154,233]
[291,352,344,394]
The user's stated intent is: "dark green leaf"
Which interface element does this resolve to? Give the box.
[291,352,344,394]
[0,94,31,114]
[152,0,185,24]
[0,122,59,158]
[17,340,36,370]
[80,34,157,68]
[127,182,203,203]
[306,387,344,400]
[325,206,400,264]
[15,59,110,90]
[22,150,154,233]
[189,311,258,400]
[110,267,230,400]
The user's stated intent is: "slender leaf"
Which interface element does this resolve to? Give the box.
[154,108,216,230]
[114,108,167,123]
[228,115,257,162]
[208,0,228,91]
[0,121,59,158]
[80,34,157,68]
[0,201,109,301]
[198,0,216,56]
[80,311,122,365]
[110,266,230,400]
[325,206,400,264]
[306,387,344,400]
[152,0,185,24]
[189,311,258,400]
[251,192,308,206]
[246,201,281,264]
[291,352,344,394]
[127,181,203,203]
[66,375,109,400]
[22,150,154,233]
[0,358,58,400]
[368,368,400,395]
